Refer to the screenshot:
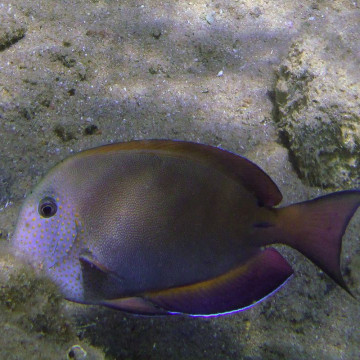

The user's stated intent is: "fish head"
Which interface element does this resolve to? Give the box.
[12,164,86,302]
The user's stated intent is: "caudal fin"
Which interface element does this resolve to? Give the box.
[276,190,360,294]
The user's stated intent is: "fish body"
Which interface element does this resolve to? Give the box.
[12,140,360,316]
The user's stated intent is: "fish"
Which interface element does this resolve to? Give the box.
[12,140,360,316]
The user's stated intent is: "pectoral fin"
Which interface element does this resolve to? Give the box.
[142,248,293,316]
[79,252,124,301]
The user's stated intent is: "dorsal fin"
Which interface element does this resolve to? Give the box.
[75,140,282,207]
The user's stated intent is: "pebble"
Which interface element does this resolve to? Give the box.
[67,345,87,360]
[205,11,216,24]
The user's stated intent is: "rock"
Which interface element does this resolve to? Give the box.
[0,9,26,51]
[274,38,360,188]
[0,254,105,360]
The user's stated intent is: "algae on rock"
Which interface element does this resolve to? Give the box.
[275,38,360,188]
[0,254,105,360]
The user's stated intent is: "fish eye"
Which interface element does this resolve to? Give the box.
[38,197,58,218]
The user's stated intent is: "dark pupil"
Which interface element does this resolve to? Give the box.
[42,204,53,216]
[39,197,57,218]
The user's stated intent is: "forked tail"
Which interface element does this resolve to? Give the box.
[275,190,360,294]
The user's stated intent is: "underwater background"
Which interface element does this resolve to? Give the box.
[0,0,359,359]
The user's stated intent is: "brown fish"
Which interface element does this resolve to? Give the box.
[12,140,360,316]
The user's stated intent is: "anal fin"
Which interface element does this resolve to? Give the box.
[143,248,293,316]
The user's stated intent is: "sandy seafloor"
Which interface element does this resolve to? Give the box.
[0,0,359,359]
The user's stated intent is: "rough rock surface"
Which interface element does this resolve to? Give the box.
[0,252,105,360]
[275,37,360,187]
[0,9,26,51]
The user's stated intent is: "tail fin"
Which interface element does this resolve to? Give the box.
[275,190,360,294]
